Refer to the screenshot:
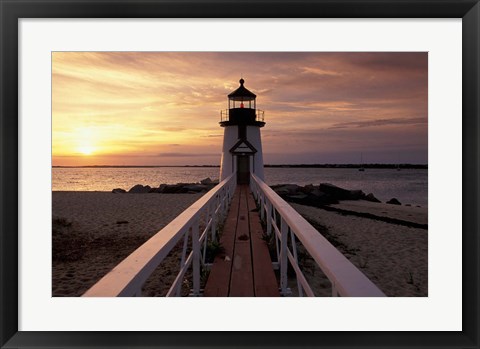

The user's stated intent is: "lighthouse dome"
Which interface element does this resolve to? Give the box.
[228,79,256,101]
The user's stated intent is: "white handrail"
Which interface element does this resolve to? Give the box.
[83,173,236,297]
[250,173,385,297]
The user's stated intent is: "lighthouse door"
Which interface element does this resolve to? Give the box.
[237,155,250,184]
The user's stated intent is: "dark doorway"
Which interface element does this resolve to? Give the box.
[237,155,250,184]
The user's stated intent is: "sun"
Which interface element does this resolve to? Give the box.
[78,145,95,156]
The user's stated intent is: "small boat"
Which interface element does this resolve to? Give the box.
[358,153,365,171]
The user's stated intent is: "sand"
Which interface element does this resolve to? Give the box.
[290,202,428,296]
[53,192,428,297]
[52,191,203,296]
[331,200,428,226]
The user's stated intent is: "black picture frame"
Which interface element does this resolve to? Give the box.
[1,1,479,348]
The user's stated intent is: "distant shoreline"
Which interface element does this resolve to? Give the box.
[52,164,428,169]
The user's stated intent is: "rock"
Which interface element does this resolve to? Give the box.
[387,198,402,205]
[128,184,151,193]
[364,193,381,203]
[272,184,302,195]
[319,183,364,201]
[200,177,213,185]
[123,179,218,194]
[287,193,308,200]
[272,187,290,196]
[153,185,168,193]
[306,192,338,206]
[307,189,337,204]
[283,189,338,206]
[112,188,126,193]
[309,188,324,197]
[349,190,366,200]
[203,179,219,187]
[184,184,208,192]
[301,184,318,194]
[152,184,167,194]
[160,184,184,193]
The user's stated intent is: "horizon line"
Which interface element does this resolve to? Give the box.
[52,163,428,169]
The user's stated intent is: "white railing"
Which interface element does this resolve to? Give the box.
[83,173,236,297]
[250,173,385,297]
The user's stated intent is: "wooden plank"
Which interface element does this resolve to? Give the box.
[203,188,240,297]
[205,185,279,297]
[229,186,254,296]
[229,241,254,296]
[247,191,280,297]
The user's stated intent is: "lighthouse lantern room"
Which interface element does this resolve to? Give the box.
[219,79,265,184]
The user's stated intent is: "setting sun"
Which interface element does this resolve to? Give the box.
[78,145,95,156]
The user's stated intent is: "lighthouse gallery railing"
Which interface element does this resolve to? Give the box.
[83,173,236,297]
[250,173,385,297]
[220,109,265,123]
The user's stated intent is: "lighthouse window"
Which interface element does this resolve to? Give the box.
[231,100,254,109]
[229,96,256,109]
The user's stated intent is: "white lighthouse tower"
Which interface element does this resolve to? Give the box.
[219,79,265,184]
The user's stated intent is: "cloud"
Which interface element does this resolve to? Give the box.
[156,152,217,157]
[201,134,223,138]
[330,117,427,129]
[52,52,428,165]
[301,66,343,76]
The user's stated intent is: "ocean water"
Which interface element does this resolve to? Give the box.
[52,167,428,207]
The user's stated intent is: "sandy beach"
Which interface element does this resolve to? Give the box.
[331,200,427,226]
[53,191,427,297]
[290,202,428,296]
[52,191,203,296]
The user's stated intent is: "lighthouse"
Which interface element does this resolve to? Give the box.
[219,79,265,184]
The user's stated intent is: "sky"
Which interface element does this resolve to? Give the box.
[52,52,428,166]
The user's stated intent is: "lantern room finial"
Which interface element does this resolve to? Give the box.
[227,79,256,100]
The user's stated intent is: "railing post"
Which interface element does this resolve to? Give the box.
[250,176,256,199]
[223,187,229,217]
[280,217,288,295]
[211,204,217,241]
[260,194,265,221]
[192,219,200,296]
[266,201,272,236]
[290,232,303,297]
[220,191,225,218]
[332,283,338,297]
[177,228,190,296]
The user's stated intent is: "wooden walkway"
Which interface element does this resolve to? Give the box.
[204,185,279,297]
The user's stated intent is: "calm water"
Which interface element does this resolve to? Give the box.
[52,167,428,206]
